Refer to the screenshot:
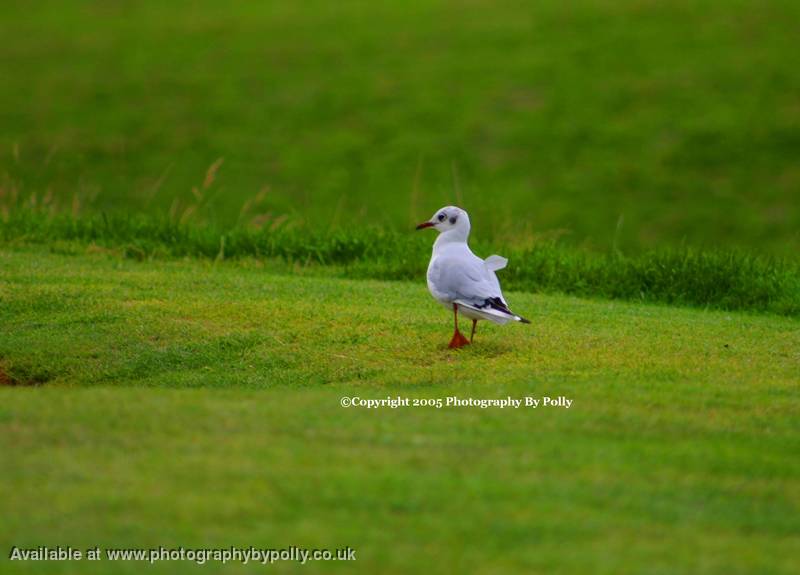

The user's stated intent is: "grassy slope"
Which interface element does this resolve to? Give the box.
[1,248,798,574]
[1,0,799,251]
[4,212,800,317]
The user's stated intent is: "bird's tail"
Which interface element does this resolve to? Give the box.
[484,298,531,325]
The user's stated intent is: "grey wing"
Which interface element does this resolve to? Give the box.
[435,256,502,305]
[486,269,504,300]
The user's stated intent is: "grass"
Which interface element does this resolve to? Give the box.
[1,0,799,252]
[3,210,799,317]
[1,247,799,573]
[2,1,799,571]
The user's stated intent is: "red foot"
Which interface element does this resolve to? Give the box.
[448,329,471,349]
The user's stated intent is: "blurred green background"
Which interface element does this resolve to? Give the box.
[2,0,799,252]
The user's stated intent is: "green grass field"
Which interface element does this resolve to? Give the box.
[2,1,799,572]
[4,211,800,317]
[2,0,799,252]
[1,249,799,573]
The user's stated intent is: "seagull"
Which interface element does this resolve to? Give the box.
[416,206,530,348]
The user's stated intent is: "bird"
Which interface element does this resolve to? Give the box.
[416,206,530,348]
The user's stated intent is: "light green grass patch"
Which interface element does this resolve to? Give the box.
[0,248,798,574]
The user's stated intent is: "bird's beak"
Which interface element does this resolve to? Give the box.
[416,221,435,230]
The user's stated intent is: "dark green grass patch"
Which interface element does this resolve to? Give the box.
[3,211,799,317]
[1,0,799,252]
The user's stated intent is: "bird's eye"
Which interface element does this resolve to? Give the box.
[437,213,446,222]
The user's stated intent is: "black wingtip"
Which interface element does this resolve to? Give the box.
[484,298,532,324]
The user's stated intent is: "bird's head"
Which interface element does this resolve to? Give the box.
[416,206,470,234]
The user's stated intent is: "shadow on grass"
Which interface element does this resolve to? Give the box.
[436,340,515,359]
[0,362,51,387]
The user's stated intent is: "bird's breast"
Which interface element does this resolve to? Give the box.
[426,256,451,304]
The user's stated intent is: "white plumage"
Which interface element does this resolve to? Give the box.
[417,206,530,348]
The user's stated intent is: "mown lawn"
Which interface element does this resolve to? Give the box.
[1,248,798,574]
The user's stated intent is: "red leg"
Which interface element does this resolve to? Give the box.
[448,303,471,349]
[470,319,477,343]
